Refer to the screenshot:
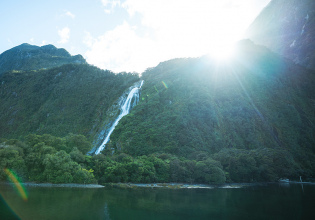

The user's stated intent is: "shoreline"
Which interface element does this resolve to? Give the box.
[104,181,315,189]
[0,182,104,188]
[103,182,271,189]
[1,181,314,189]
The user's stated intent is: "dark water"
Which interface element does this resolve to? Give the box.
[0,183,314,220]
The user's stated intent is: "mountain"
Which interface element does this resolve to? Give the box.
[0,43,86,75]
[1,41,315,183]
[106,40,315,179]
[0,64,139,140]
[0,43,141,139]
[245,0,315,70]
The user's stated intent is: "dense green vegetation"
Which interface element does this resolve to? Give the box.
[0,63,139,139]
[108,40,315,180]
[1,41,314,184]
[0,134,305,184]
[0,134,96,184]
[0,135,226,184]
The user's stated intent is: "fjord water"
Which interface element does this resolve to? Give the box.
[1,183,315,220]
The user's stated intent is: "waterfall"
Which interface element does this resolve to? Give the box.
[94,80,144,154]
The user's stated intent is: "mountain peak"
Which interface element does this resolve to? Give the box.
[40,44,56,49]
[40,44,71,57]
[0,44,86,75]
[14,43,39,50]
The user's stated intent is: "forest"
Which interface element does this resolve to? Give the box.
[107,41,315,180]
[0,63,139,139]
[1,41,314,185]
[0,133,306,185]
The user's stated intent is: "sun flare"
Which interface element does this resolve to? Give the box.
[208,43,236,61]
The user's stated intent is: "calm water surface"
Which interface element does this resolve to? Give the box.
[0,183,314,220]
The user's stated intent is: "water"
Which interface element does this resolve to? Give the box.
[95,80,144,154]
[1,183,314,220]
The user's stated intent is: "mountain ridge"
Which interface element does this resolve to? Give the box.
[0,40,314,184]
[105,40,315,179]
[0,43,86,75]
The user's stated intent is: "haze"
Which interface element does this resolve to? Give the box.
[0,0,271,73]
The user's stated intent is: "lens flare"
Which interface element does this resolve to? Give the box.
[162,81,168,89]
[4,168,28,201]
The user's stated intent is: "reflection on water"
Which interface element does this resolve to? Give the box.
[0,183,315,220]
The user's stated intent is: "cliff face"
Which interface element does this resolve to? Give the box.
[246,0,315,69]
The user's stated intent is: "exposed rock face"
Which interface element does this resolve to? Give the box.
[245,0,315,70]
[0,43,86,75]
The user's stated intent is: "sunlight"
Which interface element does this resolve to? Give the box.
[210,44,235,61]
[208,43,236,61]
[83,0,265,72]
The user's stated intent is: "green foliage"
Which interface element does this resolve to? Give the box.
[0,63,139,140]
[213,148,302,182]
[91,152,227,184]
[25,133,92,153]
[194,159,226,184]
[0,144,27,181]
[93,153,161,184]
[42,151,95,184]
[0,134,96,184]
[108,42,315,180]
[65,134,91,154]
[1,42,315,184]
[0,133,309,184]
[70,147,85,164]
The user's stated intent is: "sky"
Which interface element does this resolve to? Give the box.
[0,0,271,73]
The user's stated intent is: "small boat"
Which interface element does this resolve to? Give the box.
[279,178,290,183]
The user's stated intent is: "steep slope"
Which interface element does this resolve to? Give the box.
[0,63,139,139]
[0,43,86,75]
[107,40,315,176]
[245,0,315,69]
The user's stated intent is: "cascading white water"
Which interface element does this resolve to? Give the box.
[95,80,144,154]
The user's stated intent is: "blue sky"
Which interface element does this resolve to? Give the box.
[1,0,271,73]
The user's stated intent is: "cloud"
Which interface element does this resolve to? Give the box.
[121,1,240,58]
[83,31,96,48]
[223,1,242,8]
[40,40,48,46]
[65,11,75,19]
[121,0,267,54]
[85,0,271,73]
[101,0,121,14]
[58,27,70,44]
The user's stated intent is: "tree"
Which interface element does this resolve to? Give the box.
[65,134,91,154]
[194,159,226,184]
